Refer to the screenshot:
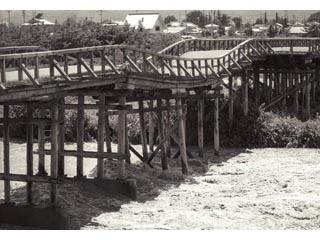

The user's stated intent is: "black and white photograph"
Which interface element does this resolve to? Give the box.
[0,0,320,237]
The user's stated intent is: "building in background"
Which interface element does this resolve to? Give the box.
[22,13,55,26]
[124,13,165,32]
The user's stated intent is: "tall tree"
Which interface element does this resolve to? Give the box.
[185,10,208,27]
[164,15,178,24]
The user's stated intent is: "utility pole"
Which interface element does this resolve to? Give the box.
[99,10,103,24]
[22,10,26,24]
[7,10,11,25]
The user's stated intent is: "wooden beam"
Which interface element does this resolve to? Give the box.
[145,58,161,74]
[125,55,142,73]
[50,101,59,204]
[37,108,47,176]
[52,59,72,81]
[198,96,204,157]
[0,173,57,183]
[157,99,168,170]
[214,91,220,155]
[242,71,248,116]
[191,61,206,79]
[129,145,144,162]
[77,95,84,177]
[79,57,98,78]
[228,76,234,123]
[26,104,33,204]
[165,99,171,158]
[148,100,155,152]
[176,97,188,174]
[103,55,120,74]
[19,63,41,87]
[118,96,127,178]
[58,98,65,176]
[138,100,148,162]
[97,94,106,179]
[3,104,10,203]
[162,59,177,76]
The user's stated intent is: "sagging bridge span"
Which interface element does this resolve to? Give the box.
[0,37,320,211]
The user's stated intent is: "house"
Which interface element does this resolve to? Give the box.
[22,13,55,26]
[167,21,181,27]
[124,13,165,32]
[183,22,202,35]
[288,26,308,37]
[204,23,219,31]
[163,26,186,34]
[102,20,126,27]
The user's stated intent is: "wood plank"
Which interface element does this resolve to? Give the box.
[52,59,72,81]
[125,55,142,73]
[118,96,127,178]
[157,99,168,170]
[58,98,65,176]
[77,95,84,177]
[26,104,33,204]
[19,63,41,86]
[3,104,10,203]
[214,91,220,155]
[79,57,98,78]
[0,173,58,183]
[50,101,59,204]
[176,97,188,174]
[103,55,120,74]
[97,94,106,178]
[148,100,155,152]
[37,108,47,176]
[198,96,204,157]
[138,100,148,162]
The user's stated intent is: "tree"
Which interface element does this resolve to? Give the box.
[264,12,268,24]
[185,10,208,27]
[219,14,230,26]
[244,23,253,36]
[255,18,263,25]
[268,25,278,37]
[308,11,320,22]
[164,15,178,24]
[232,17,242,29]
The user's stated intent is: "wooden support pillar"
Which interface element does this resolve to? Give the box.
[37,108,47,176]
[263,71,268,102]
[148,100,155,152]
[26,104,33,204]
[306,75,311,118]
[97,94,106,179]
[3,104,10,204]
[294,73,299,115]
[282,72,287,110]
[165,99,171,158]
[76,95,84,177]
[138,100,148,162]
[118,96,127,178]
[176,97,188,174]
[50,101,59,204]
[241,70,248,116]
[58,98,65,177]
[253,66,260,106]
[213,91,220,155]
[197,96,204,158]
[228,76,233,123]
[105,108,112,153]
[157,99,168,170]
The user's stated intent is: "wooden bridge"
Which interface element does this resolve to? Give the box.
[1,37,320,213]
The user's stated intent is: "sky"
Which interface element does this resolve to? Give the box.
[0,10,318,25]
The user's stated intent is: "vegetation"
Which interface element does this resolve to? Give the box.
[164,15,177,24]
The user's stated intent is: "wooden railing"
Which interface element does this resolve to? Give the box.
[1,38,320,91]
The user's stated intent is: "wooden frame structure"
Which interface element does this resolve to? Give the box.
[1,37,320,208]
